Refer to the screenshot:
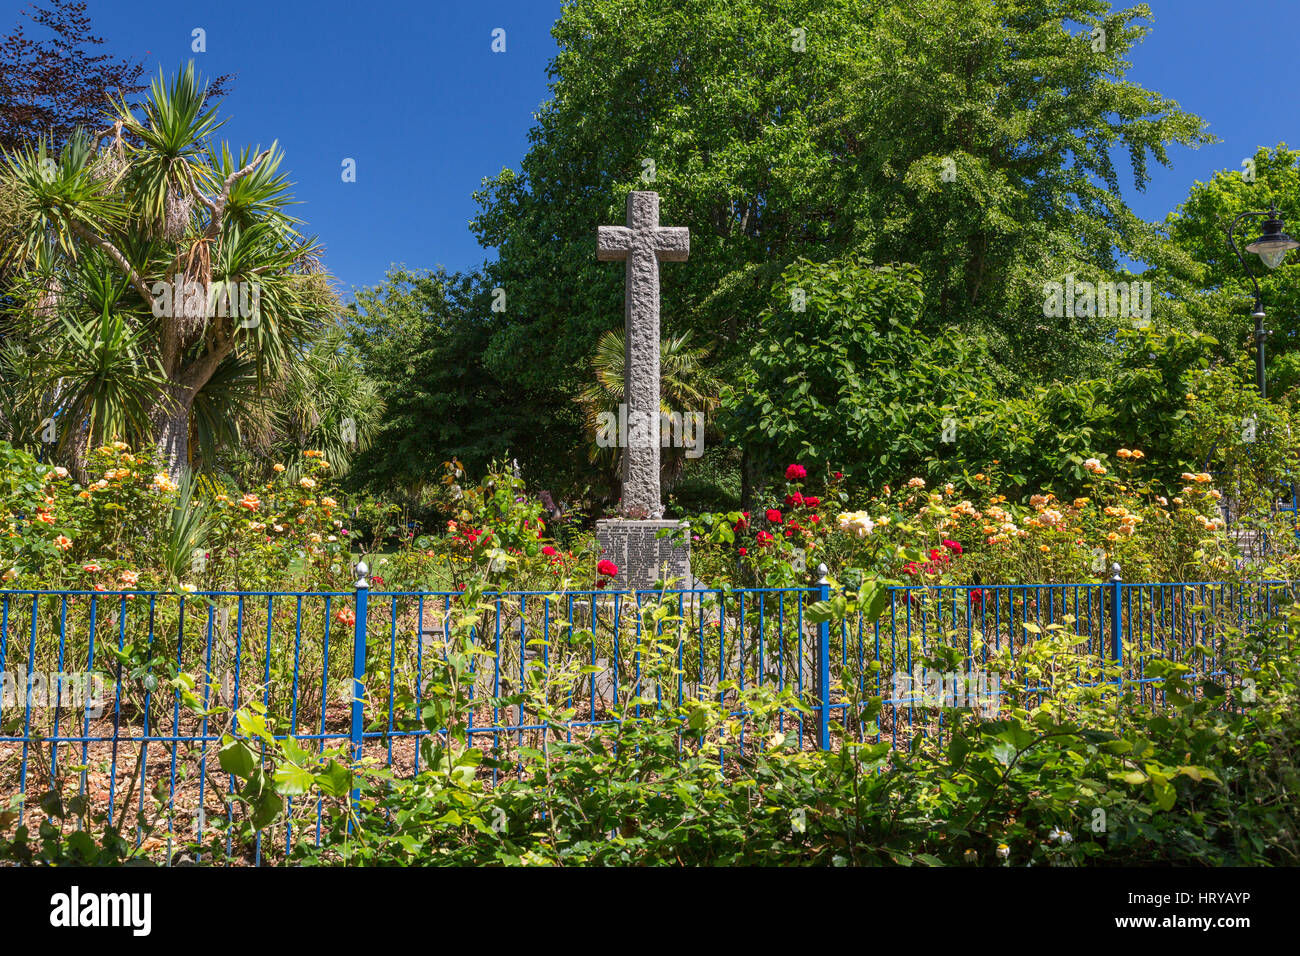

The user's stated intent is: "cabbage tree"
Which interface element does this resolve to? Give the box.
[0,62,336,476]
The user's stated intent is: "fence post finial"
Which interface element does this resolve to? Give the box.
[817,563,830,584]
[1110,561,1122,582]
[354,559,370,590]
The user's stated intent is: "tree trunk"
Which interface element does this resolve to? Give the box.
[151,346,230,477]
[151,385,193,476]
[71,412,92,485]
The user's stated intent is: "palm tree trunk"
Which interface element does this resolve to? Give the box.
[151,384,192,476]
[152,346,230,476]
[70,412,92,485]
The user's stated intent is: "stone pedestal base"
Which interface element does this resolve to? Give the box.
[596,519,691,591]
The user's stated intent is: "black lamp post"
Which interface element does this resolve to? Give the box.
[1227,205,1300,398]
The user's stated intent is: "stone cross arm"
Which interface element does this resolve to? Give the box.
[596,192,689,261]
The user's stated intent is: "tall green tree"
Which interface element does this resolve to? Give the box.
[828,0,1212,380]
[344,268,530,499]
[728,251,1231,498]
[472,0,874,487]
[471,0,1212,488]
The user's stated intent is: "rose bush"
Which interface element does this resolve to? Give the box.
[691,454,1295,589]
[1,442,1292,596]
[0,442,359,593]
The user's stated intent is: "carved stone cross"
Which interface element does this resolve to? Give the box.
[597,191,689,519]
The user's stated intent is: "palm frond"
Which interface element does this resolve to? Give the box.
[160,470,215,583]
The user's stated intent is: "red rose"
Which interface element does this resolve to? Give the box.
[756,531,774,546]
[542,545,558,556]
[942,538,963,555]
[766,508,783,524]
[833,471,843,480]
[803,496,820,507]
[784,492,804,507]
[737,547,747,556]
[597,559,619,577]
[785,463,807,481]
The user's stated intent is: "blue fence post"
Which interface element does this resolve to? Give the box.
[1109,561,1123,688]
[350,560,369,812]
[816,564,831,751]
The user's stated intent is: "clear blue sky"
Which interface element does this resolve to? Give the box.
[43,0,566,300]
[7,0,1298,296]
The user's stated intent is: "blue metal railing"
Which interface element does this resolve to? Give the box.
[0,573,1288,863]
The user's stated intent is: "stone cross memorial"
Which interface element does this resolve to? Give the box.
[595,191,692,590]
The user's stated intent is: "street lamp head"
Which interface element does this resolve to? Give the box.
[1245,209,1300,269]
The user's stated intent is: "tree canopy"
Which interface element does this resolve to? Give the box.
[465,0,1214,494]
